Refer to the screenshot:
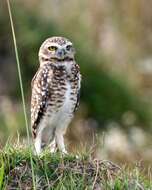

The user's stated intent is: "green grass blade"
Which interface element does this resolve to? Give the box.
[6,0,30,144]
[0,158,4,190]
[6,0,36,189]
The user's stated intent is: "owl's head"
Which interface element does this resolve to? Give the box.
[39,36,75,63]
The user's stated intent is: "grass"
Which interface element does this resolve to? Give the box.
[0,145,151,190]
[6,0,36,189]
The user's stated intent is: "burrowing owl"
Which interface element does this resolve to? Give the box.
[31,36,81,154]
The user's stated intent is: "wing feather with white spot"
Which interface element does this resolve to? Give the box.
[31,65,53,138]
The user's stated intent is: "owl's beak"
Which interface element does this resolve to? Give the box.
[57,49,66,59]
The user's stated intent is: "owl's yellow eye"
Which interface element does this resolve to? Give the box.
[48,46,57,51]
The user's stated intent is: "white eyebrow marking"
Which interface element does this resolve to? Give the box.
[63,42,73,48]
[47,42,61,48]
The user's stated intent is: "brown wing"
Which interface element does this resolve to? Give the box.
[73,64,81,112]
[31,65,53,138]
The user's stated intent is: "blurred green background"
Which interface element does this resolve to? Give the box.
[0,0,152,164]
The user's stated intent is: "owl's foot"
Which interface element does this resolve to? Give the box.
[61,149,68,155]
[57,149,68,158]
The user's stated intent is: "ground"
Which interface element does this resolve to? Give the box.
[0,145,151,190]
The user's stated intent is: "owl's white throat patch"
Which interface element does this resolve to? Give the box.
[62,61,73,74]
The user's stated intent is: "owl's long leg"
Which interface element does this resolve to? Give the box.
[55,118,72,154]
[34,119,48,154]
[55,129,67,154]
[34,131,42,154]
[49,138,57,153]
[43,125,56,153]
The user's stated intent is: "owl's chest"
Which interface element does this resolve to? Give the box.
[54,77,77,109]
[58,81,74,114]
[53,66,78,100]
[48,69,78,111]
[46,80,75,127]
